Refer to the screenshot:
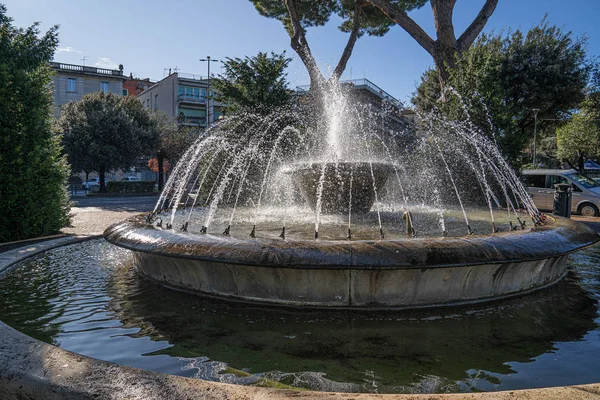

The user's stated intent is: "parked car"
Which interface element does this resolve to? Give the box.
[121,176,140,182]
[522,169,600,217]
[82,178,100,190]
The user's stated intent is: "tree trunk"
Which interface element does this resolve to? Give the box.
[371,0,498,91]
[157,151,165,191]
[284,0,325,92]
[331,1,363,83]
[99,166,106,193]
[578,151,585,172]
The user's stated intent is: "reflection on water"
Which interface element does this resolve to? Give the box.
[0,239,599,393]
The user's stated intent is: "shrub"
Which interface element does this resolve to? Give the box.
[106,181,156,194]
[0,5,70,242]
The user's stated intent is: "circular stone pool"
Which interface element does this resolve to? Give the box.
[1,239,600,394]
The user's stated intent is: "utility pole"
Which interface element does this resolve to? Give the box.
[199,56,220,128]
[532,108,540,165]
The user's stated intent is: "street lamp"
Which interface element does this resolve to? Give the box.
[532,108,540,165]
[199,56,220,128]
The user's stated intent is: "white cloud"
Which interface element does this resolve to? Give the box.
[57,46,83,54]
[94,57,119,70]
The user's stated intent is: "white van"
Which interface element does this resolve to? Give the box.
[522,169,600,217]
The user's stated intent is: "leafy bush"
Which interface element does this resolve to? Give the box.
[106,181,156,194]
[0,5,71,242]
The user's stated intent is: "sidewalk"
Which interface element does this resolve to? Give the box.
[62,195,157,236]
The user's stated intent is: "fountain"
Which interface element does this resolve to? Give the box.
[105,84,599,309]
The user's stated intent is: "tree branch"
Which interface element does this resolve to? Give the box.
[284,0,325,90]
[369,0,435,55]
[331,1,363,83]
[457,0,499,53]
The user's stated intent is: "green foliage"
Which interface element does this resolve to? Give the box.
[557,96,600,171]
[0,4,71,242]
[212,52,292,114]
[413,19,595,165]
[152,111,198,164]
[250,0,423,38]
[57,92,160,191]
[106,181,156,194]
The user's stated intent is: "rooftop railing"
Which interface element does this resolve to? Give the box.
[50,62,123,76]
[178,72,207,81]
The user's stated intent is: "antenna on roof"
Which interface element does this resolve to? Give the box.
[173,66,179,73]
[80,56,88,66]
[163,68,168,77]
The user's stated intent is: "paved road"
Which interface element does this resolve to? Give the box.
[71,195,159,212]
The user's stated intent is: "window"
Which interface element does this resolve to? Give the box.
[122,89,128,96]
[100,82,109,93]
[67,78,76,93]
[146,99,150,108]
[200,88,207,98]
[566,173,600,189]
[154,94,158,110]
[523,174,545,188]
[548,175,570,188]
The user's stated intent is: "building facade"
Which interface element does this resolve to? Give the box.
[50,62,127,117]
[136,72,223,128]
[123,75,155,97]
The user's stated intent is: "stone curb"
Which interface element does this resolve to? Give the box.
[1,237,600,399]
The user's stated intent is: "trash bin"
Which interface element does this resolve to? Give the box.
[553,183,572,218]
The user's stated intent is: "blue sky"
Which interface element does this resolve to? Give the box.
[4,0,599,103]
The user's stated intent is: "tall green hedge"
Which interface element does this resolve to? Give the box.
[0,5,71,242]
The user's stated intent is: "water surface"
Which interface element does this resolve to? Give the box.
[1,239,599,393]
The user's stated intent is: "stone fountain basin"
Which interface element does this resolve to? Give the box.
[104,216,600,309]
[282,161,395,214]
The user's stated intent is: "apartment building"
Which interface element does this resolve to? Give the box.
[50,61,127,117]
[136,72,223,128]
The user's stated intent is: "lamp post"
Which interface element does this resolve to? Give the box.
[532,108,540,165]
[199,56,220,128]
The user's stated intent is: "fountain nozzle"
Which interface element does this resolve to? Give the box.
[402,211,416,237]
[279,227,286,240]
[144,213,154,224]
[166,223,172,230]
[223,225,230,236]
[492,222,499,233]
[442,231,448,237]
[156,219,163,228]
[347,228,352,240]
[180,221,188,232]
[200,226,207,234]
[467,225,474,236]
[249,225,256,238]
[379,228,385,239]
[314,230,319,240]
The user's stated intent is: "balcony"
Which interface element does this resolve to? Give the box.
[177,93,207,104]
[178,116,206,126]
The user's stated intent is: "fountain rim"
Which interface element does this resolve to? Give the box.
[103,215,600,270]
